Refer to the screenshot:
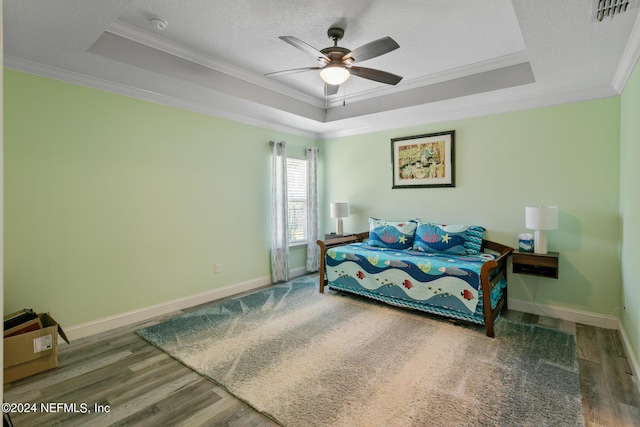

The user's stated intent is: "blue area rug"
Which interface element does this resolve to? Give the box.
[137,275,584,426]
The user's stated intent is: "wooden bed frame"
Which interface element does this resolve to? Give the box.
[317,232,514,337]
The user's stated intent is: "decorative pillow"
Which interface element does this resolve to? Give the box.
[367,218,418,250]
[412,223,468,255]
[464,225,485,254]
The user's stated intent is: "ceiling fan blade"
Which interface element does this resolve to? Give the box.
[349,66,403,85]
[325,83,340,96]
[279,36,330,63]
[343,36,399,63]
[265,67,322,77]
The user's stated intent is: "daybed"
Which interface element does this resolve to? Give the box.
[317,220,514,337]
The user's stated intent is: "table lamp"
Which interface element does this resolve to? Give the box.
[330,202,348,235]
[525,206,558,254]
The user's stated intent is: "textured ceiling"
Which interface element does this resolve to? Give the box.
[4,0,640,138]
[115,0,527,97]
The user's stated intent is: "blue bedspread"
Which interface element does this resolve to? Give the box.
[325,243,501,317]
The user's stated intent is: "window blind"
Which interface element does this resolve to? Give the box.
[287,158,307,243]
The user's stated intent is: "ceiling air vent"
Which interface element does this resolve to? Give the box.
[594,0,634,21]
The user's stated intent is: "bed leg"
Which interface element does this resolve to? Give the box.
[319,277,325,293]
[485,322,495,338]
[318,257,325,294]
[317,239,326,293]
[481,282,494,338]
[318,262,325,293]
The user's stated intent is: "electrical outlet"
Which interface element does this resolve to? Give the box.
[214,263,221,273]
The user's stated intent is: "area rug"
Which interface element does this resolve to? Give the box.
[136,275,585,427]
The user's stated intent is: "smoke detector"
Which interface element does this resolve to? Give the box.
[149,17,168,31]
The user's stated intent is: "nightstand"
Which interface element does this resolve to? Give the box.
[512,251,559,279]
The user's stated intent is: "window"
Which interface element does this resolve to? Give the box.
[287,157,307,244]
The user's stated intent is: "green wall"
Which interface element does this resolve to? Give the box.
[3,69,315,327]
[3,66,632,373]
[320,98,622,316]
[620,57,640,367]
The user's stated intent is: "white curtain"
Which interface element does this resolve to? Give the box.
[271,141,290,282]
[306,147,320,271]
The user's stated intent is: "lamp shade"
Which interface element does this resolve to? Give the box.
[525,206,558,230]
[330,202,348,218]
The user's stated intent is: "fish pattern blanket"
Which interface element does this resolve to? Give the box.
[325,243,500,315]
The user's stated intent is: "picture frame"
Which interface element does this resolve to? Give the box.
[391,130,455,189]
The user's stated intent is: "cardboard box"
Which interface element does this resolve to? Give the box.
[3,313,69,384]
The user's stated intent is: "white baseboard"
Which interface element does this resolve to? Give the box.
[62,279,640,398]
[618,320,640,397]
[65,268,313,341]
[508,298,619,330]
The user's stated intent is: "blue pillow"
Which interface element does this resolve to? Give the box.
[367,218,418,250]
[464,225,485,254]
[412,223,467,255]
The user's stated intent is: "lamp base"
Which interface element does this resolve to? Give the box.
[336,218,343,235]
[533,230,548,254]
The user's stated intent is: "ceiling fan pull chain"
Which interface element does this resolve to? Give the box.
[325,84,328,111]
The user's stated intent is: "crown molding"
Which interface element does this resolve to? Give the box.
[3,55,621,142]
[613,9,640,92]
[4,55,321,139]
[326,50,531,108]
[108,21,324,109]
[318,85,619,139]
[106,21,538,116]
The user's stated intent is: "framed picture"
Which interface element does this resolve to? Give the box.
[391,130,455,189]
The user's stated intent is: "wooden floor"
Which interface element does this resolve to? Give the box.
[4,303,640,426]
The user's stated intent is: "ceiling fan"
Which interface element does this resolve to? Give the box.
[266,27,403,96]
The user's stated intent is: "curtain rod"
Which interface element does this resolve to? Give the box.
[269,140,319,151]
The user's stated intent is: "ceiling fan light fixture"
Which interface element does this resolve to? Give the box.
[320,65,350,85]
[271,28,402,89]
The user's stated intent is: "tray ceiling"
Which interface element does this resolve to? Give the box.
[4,0,640,138]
